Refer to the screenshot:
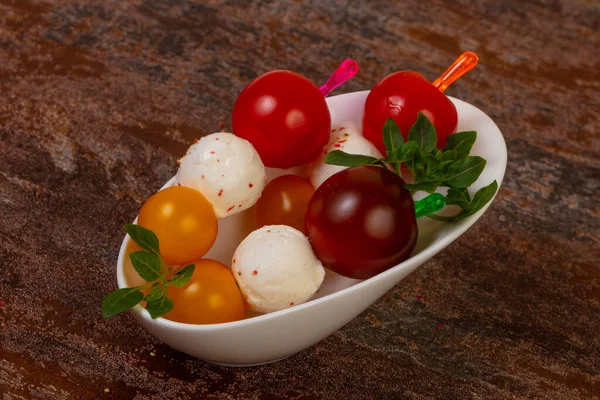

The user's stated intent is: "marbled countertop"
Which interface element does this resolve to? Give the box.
[1,0,598,399]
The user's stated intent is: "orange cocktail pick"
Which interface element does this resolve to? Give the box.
[432,51,479,92]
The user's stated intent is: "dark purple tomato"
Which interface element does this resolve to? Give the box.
[305,166,418,279]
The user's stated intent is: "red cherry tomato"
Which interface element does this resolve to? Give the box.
[255,175,314,233]
[305,166,418,279]
[363,71,458,154]
[232,71,331,169]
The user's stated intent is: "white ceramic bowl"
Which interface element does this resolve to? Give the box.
[117,91,507,366]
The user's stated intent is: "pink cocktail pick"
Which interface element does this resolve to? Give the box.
[319,59,359,97]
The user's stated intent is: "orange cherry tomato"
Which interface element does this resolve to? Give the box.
[138,186,218,266]
[255,175,315,233]
[164,259,245,324]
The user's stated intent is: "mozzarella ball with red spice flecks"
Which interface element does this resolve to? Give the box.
[176,132,266,218]
[232,225,325,313]
[307,122,383,189]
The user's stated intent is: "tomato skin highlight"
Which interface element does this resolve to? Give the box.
[232,70,331,169]
[138,186,218,266]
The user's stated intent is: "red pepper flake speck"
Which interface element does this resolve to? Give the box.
[141,359,147,363]
[233,258,236,263]
[340,126,345,130]
[218,189,223,196]
[331,128,337,132]
[292,376,296,381]
[333,144,341,148]
[252,270,258,276]
[216,138,220,140]
[227,206,235,212]
[249,183,253,188]
[290,302,294,306]
[217,159,220,162]
[437,323,444,329]
[218,121,225,129]
[210,151,215,155]
[0,301,3,307]
[344,133,349,137]
[338,139,347,144]
[193,138,199,144]
[416,294,423,300]
[238,204,242,208]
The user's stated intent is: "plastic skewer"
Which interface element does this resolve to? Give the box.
[319,59,359,97]
[432,51,479,92]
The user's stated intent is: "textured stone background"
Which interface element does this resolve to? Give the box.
[0,0,599,399]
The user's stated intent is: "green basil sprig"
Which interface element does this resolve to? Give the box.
[325,113,497,221]
[101,224,195,319]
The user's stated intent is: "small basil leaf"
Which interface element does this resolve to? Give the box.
[404,181,441,194]
[171,264,195,287]
[129,251,162,281]
[443,131,477,158]
[396,142,421,174]
[445,187,471,210]
[438,149,458,162]
[145,294,174,319]
[124,224,160,256]
[422,153,441,179]
[382,118,404,158]
[454,180,498,221]
[144,285,164,302]
[428,180,498,222]
[101,287,144,318]
[325,150,380,167]
[443,156,486,188]
[408,112,437,153]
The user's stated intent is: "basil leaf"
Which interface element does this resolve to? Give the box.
[422,153,441,179]
[443,156,486,188]
[443,131,477,158]
[396,142,421,172]
[171,264,195,287]
[124,224,160,256]
[445,187,471,210]
[408,112,437,153]
[102,287,144,318]
[454,180,498,220]
[438,149,458,162]
[325,150,380,167]
[428,180,498,222]
[145,294,174,319]
[129,251,162,281]
[144,285,164,302]
[461,187,471,202]
[382,118,404,158]
[404,181,441,194]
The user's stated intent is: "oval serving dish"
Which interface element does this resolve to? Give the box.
[117,90,507,366]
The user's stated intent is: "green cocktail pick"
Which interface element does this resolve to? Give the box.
[414,193,445,219]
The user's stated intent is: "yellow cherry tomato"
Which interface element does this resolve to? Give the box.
[164,259,245,324]
[255,175,314,233]
[138,186,218,266]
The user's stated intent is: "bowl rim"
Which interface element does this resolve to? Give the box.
[116,91,507,332]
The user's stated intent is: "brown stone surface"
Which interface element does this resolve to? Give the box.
[1,0,599,399]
